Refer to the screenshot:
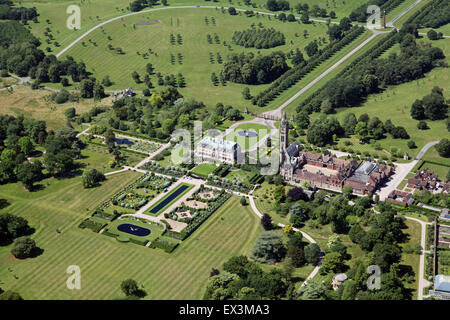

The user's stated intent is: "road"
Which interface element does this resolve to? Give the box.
[386,0,422,28]
[262,31,381,119]
[404,215,432,301]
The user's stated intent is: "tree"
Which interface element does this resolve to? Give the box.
[417,120,428,130]
[11,236,37,259]
[131,71,141,83]
[261,214,273,230]
[427,29,438,40]
[223,255,250,279]
[64,107,76,120]
[16,160,43,191]
[240,197,248,206]
[273,185,286,202]
[371,243,401,272]
[296,280,328,300]
[228,7,237,15]
[0,291,23,300]
[287,187,308,201]
[250,231,286,264]
[407,140,417,149]
[320,252,343,274]
[342,113,357,136]
[304,243,321,265]
[203,271,239,300]
[436,138,450,158]
[329,11,336,19]
[305,40,318,57]
[422,87,448,120]
[289,203,308,226]
[339,17,352,31]
[342,186,353,199]
[410,99,425,120]
[242,87,252,100]
[81,168,105,188]
[300,11,309,24]
[327,25,342,41]
[161,118,175,135]
[102,75,112,87]
[18,136,33,156]
[349,224,365,244]
[287,245,305,267]
[93,82,105,101]
[295,111,310,129]
[341,279,358,300]
[146,63,154,74]
[354,121,368,141]
[120,279,140,296]
[80,79,94,98]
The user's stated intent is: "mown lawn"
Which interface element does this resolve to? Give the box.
[224,123,270,149]
[0,173,262,300]
[56,7,332,111]
[399,219,422,300]
[191,163,218,177]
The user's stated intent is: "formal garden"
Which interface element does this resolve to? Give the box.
[116,138,162,154]
[79,173,174,226]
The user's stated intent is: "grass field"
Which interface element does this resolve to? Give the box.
[308,37,449,159]
[57,7,332,110]
[224,123,269,149]
[191,163,218,177]
[0,192,261,299]
[0,85,114,130]
[23,0,367,54]
[399,219,422,300]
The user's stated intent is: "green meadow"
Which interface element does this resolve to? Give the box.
[0,172,262,299]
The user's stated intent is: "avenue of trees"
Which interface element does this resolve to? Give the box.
[251,25,365,107]
[232,28,285,49]
[221,51,289,85]
[404,0,449,29]
[298,27,446,114]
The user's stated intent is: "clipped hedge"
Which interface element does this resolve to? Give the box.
[150,237,179,253]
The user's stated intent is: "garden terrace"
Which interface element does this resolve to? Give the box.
[163,190,232,241]
[92,173,174,218]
